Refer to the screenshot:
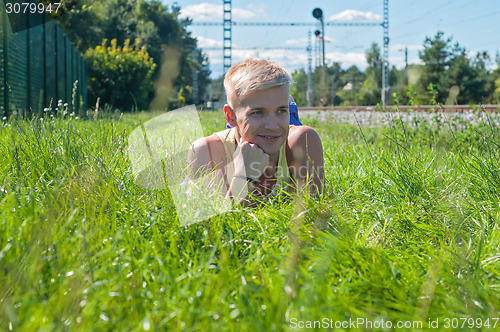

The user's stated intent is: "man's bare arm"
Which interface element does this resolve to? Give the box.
[187,137,213,179]
[187,136,258,205]
[287,126,324,196]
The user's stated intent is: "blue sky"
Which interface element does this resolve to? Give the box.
[163,0,500,78]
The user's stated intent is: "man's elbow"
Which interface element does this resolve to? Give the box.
[187,138,212,179]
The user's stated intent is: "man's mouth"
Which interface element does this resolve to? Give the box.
[258,135,281,141]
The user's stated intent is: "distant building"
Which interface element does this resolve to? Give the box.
[343,83,353,91]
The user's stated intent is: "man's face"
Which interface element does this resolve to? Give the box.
[233,85,290,155]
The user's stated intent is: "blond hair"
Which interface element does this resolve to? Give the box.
[223,58,292,108]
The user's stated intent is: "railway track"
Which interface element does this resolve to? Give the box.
[299,105,500,112]
[297,104,500,127]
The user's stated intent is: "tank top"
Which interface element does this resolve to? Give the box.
[213,127,291,196]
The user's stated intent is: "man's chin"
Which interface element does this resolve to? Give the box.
[261,142,285,155]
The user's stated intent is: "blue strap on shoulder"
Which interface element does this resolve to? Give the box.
[288,102,303,126]
[225,102,302,129]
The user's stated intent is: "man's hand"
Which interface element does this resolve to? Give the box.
[232,137,269,181]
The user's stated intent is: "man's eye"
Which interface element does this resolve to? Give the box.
[278,109,288,113]
[252,111,262,115]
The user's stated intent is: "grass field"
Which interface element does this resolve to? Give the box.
[0,108,499,331]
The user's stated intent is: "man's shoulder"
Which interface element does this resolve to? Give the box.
[191,133,226,165]
[192,133,224,149]
[287,125,322,148]
[286,125,322,165]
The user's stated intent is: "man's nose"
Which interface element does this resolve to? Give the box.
[264,116,280,130]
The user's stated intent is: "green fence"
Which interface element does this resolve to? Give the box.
[0,1,87,118]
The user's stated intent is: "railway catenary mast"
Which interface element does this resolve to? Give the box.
[381,0,390,106]
[192,48,199,104]
[222,0,231,102]
[223,0,232,74]
[307,30,313,107]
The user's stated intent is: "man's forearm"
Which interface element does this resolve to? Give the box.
[225,176,259,207]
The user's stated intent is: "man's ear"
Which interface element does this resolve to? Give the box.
[224,104,237,127]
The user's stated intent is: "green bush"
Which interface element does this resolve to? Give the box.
[494,75,500,104]
[84,38,156,111]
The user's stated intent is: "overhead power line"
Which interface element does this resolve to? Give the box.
[192,21,382,27]
[202,47,306,50]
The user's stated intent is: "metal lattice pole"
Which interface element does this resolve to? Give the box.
[192,48,199,104]
[381,0,390,106]
[320,20,326,106]
[223,0,232,75]
[307,30,313,107]
[1,5,7,116]
[222,0,231,103]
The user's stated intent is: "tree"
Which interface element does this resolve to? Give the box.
[327,63,344,106]
[337,66,364,106]
[443,46,489,104]
[493,65,500,103]
[290,32,498,107]
[290,69,308,106]
[357,43,382,105]
[84,38,156,111]
[471,51,496,103]
[417,31,453,103]
[416,31,493,105]
[291,63,344,107]
[56,0,211,110]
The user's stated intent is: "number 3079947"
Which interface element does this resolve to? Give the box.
[5,2,62,14]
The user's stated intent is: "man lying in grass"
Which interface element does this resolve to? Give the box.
[187,58,324,206]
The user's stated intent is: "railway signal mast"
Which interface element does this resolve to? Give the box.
[313,8,326,106]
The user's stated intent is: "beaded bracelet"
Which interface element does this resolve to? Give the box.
[232,174,258,184]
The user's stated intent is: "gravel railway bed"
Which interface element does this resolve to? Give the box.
[298,105,500,128]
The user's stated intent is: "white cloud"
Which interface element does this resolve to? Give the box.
[326,52,368,69]
[388,44,425,69]
[390,56,406,69]
[246,3,266,17]
[204,47,371,78]
[197,36,223,48]
[200,43,369,78]
[287,36,336,46]
[203,47,309,78]
[390,55,423,70]
[179,2,261,21]
[323,36,336,43]
[285,37,308,46]
[179,3,221,21]
[202,46,427,77]
[329,10,382,22]
[389,43,424,52]
[233,7,260,20]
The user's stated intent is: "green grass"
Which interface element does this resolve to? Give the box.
[0,108,499,331]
